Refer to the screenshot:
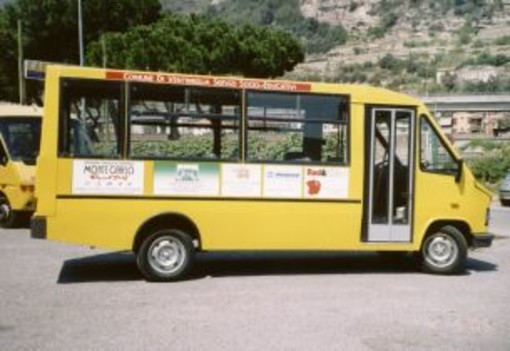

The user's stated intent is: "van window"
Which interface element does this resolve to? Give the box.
[246,91,349,164]
[420,116,458,175]
[59,79,122,158]
[0,117,41,165]
[128,83,241,161]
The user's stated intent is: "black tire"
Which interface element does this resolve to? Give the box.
[0,195,20,228]
[136,229,195,282]
[420,226,467,275]
[501,199,510,207]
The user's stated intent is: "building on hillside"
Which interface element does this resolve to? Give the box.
[438,114,453,135]
[446,111,504,135]
[456,66,498,83]
[436,66,499,85]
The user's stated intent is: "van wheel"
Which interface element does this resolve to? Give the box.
[501,200,510,207]
[0,195,18,228]
[136,229,194,282]
[420,226,467,274]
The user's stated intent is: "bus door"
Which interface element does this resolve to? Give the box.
[365,108,415,242]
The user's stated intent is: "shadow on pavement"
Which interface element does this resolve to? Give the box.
[57,251,498,284]
[465,257,498,272]
[58,252,140,283]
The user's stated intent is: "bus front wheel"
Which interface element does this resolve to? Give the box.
[0,195,19,228]
[420,226,467,274]
[136,229,195,282]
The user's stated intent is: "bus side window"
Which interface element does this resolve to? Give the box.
[128,83,241,161]
[69,119,94,156]
[59,79,123,158]
[246,91,349,164]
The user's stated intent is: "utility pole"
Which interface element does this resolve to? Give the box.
[78,0,85,121]
[17,20,25,104]
[78,0,84,66]
[101,35,107,68]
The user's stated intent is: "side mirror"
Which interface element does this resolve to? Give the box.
[455,159,464,183]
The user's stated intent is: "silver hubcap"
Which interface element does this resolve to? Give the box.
[148,236,186,275]
[0,203,10,222]
[424,234,458,268]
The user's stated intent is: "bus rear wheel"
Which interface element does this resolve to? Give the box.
[420,226,467,275]
[136,229,195,282]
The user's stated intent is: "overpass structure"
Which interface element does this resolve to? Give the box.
[420,94,510,113]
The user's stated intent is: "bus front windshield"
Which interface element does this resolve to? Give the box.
[0,117,41,165]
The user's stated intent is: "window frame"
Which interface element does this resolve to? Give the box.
[0,117,41,164]
[127,82,243,163]
[244,89,350,166]
[0,135,9,165]
[419,114,460,177]
[58,78,125,159]
[57,77,353,166]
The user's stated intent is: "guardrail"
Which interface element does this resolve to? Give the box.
[420,94,510,112]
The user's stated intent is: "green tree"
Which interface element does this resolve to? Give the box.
[0,0,161,102]
[499,117,510,129]
[86,14,304,78]
[468,149,510,184]
[378,53,404,73]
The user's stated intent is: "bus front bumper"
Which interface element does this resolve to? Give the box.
[471,233,494,249]
[31,216,47,240]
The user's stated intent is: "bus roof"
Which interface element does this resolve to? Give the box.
[0,103,42,117]
[46,64,424,108]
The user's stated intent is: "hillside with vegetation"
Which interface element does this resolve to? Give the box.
[163,0,348,54]
[163,0,510,94]
[2,0,510,94]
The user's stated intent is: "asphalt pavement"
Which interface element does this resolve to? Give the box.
[491,200,510,235]
[0,204,509,351]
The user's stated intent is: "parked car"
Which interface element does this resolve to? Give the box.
[499,173,510,207]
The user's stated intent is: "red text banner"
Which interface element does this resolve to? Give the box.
[106,70,311,93]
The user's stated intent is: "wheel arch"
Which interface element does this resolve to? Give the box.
[422,219,472,247]
[133,212,201,253]
[0,190,9,201]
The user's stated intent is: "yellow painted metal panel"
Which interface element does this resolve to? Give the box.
[35,65,490,254]
[349,103,365,200]
[0,162,36,210]
[48,199,364,250]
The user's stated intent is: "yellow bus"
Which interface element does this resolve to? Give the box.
[31,65,493,281]
[0,103,41,228]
